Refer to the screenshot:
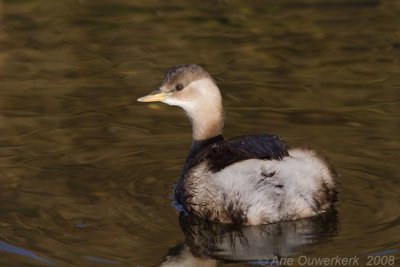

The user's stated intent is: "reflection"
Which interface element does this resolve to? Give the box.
[0,240,52,264]
[159,244,217,267]
[159,211,338,266]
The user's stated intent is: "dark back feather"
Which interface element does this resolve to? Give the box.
[183,134,288,175]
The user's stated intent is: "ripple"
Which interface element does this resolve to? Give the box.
[0,0,399,266]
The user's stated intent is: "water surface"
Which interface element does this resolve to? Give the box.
[0,0,399,266]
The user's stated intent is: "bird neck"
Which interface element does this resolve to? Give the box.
[191,109,224,141]
[182,79,224,141]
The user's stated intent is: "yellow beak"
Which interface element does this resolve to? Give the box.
[137,90,170,102]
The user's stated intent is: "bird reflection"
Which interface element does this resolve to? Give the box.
[159,210,338,266]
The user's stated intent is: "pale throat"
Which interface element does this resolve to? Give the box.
[167,78,224,141]
[189,104,224,141]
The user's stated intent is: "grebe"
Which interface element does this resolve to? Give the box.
[138,64,338,225]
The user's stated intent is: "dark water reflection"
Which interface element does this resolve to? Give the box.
[159,212,338,266]
[0,0,399,266]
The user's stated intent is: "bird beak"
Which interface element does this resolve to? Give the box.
[137,89,170,102]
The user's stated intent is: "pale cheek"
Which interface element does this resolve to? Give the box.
[163,98,194,111]
[163,98,179,106]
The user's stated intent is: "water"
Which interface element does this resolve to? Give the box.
[0,0,399,266]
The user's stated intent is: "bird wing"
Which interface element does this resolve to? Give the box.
[189,134,288,173]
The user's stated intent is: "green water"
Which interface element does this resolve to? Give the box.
[0,0,399,266]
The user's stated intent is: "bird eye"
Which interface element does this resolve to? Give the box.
[175,84,184,91]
